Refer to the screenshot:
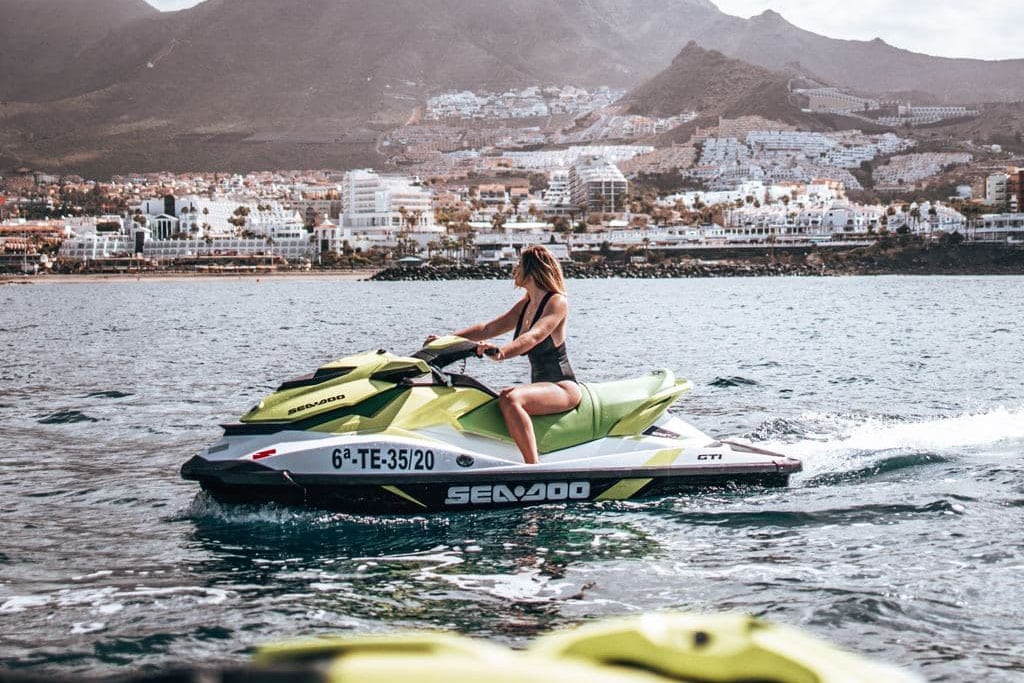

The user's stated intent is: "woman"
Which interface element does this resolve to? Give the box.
[429,245,581,464]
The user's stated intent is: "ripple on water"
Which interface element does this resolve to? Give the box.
[81,391,134,399]
[35,410,100,424]
[652,499,965,529]
[708,376,760,388]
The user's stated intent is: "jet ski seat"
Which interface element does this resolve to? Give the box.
[458,370,688,453]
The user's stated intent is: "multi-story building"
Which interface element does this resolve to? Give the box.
[477,184,508,210]
[244,206,307,239]
[986,173,1010,208]
[136,195,259,235]
[723,202,886,240]
[1006,168,1024,212]
[799,87,880,114]
[541,171,574,216]
[341,169,438,233]
[59,233,314,263]
[568,156,628,214]
[975,213,1024,243]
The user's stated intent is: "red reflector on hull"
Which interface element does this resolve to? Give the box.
[252,449,277,460]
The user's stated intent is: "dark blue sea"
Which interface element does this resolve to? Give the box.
[1,275,1022,681]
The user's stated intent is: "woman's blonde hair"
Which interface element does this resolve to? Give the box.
[516,245,566,294]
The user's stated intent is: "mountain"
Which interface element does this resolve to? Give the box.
[2,0,1023,176]
[622,43,796,121]
[0,0,732,176]
[621,42,882,142]
[0,0,159,101]
[693,10,1024,105]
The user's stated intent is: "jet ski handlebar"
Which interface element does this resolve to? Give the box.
[412,336,486,369]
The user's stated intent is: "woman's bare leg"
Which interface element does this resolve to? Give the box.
[498,382,582,464]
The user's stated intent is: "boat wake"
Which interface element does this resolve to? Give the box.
[178,492,436,528]
[742,406,1024,484]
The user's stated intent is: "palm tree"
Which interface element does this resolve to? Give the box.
[396,206,417,257]
[435,207,452,232]
[491,211,507,231]
[909,206,922,232]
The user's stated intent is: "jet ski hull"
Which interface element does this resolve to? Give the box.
[181,432,801,514]
[183,459,797,513]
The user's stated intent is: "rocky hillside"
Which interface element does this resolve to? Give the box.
[0,0,158,101]
[622,43,866,133]
[0,0,728,176]
[2,0,1024,176]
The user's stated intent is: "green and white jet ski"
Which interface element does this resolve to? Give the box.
[181,336,801,513]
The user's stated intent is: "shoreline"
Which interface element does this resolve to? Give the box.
[0,269,379,285]
[4,243,1024,284]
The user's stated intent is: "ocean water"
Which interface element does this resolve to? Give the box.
[0,275,1022,681]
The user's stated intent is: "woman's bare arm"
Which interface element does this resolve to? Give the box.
[498,294,566,358]
[453,297,527,341]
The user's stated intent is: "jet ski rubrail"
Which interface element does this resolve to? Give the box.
[181,337,801,512]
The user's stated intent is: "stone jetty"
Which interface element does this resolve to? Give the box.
[370,261,827,281]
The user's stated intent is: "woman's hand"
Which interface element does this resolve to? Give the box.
[423,334,439,347]
[476,342,503,361]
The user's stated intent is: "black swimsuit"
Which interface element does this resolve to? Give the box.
[514,291,577,384]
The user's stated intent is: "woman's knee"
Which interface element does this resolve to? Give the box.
[498,387,522,412]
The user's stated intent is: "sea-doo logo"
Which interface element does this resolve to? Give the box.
[445,481,590,506]
[287,394,346,416]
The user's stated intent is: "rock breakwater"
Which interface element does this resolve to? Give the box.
[370,261,826,281]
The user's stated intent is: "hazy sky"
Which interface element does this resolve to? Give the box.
[712,0,1022,60]
[145,0,1023,60]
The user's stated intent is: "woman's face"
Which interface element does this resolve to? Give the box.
[514,263,529,288]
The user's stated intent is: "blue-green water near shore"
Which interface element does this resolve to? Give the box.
[1,276,1022,681]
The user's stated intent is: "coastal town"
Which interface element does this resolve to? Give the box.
[2,87,1022,278]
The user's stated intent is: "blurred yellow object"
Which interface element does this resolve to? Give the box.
[254,612,923,683]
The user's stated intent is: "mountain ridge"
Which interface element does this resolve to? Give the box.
[2,0,1023,176]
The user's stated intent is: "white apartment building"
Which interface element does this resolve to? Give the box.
[311,219,388,255]
[976,213,1024,243]
[886,202,967,234]
[341,169,439,233]
[59,232,314,262]
[874,153,973,190]
[724,202,886,239]
[986,173,1010,207]
[746,131,835,158]
[878,105,979,127]
[542,170,574,216]
[898,105,977,120]
[662,181,847,212]
[800,88,880,114]
[568,156,628,213]
[499,145,653,171]
[244,206,307,239]
[137,195,260,235]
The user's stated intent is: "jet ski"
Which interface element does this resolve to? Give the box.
[181,336,801,513]
[0,611,923,682]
